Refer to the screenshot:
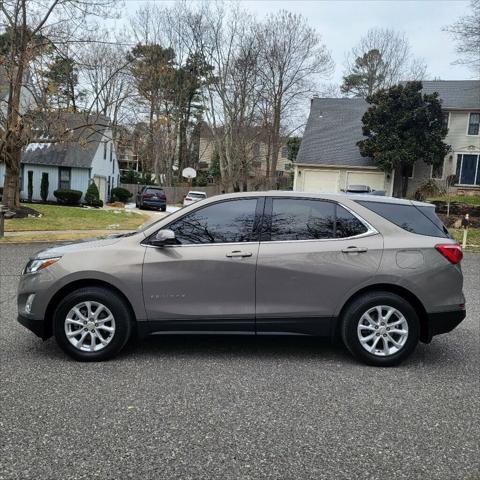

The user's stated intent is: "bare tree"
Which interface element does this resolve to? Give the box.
[444,0,480,74]
[199,3,265,191]
[79,30,135,142]
[0,0,117,211]
[256,10,334,186]
[341,28,427,97]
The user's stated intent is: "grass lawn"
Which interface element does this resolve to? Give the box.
[449,228,480,251]
[5,203,147,232]
[427,195,480,206]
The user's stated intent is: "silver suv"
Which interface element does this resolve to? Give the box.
[17,192,465,366]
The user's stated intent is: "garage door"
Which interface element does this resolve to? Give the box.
[302,170,340,193]
[346,171,385,192]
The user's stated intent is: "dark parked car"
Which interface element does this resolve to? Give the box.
[17,192,465,366]
[136,186,167,211]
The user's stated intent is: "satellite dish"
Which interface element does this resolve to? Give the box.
[182,167,197,179]
[172,164,179,171]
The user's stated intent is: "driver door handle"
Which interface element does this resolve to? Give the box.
[226,250,253,258]
[342,246,368,253]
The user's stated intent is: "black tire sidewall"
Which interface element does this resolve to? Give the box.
[54,287,132,361]
[342,292,420,367]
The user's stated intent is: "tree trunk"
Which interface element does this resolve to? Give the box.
[3,154,21,210]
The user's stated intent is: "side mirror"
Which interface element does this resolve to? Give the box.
[151,229,176,247]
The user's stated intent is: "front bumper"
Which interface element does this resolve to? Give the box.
[426,309,466,341]
[18,314,48,340]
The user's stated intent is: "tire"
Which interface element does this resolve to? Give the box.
[53,287,133,361]
[161,206,166,212]
[341,291,420,367]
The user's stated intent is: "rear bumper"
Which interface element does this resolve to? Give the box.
[426,309,466,341]
[141,199,166,208]
[18,314,48,340]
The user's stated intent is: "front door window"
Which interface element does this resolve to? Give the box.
[168,199,259,244]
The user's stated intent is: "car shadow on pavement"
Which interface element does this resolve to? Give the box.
[21,330,466,368]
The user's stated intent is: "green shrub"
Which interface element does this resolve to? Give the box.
[110,187,132,203]
[54,188,82,205]
[84,182,100,206]
[40,172,49,202]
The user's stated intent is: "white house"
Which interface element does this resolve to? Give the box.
[0,113,120,204]
[294,80,480,196]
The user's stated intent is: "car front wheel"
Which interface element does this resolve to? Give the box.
[53,287,133,361]
[341,291,420,367]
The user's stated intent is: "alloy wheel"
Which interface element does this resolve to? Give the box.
[64,301,116,352]
[357,305,409,357]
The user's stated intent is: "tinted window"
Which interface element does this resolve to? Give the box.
[336,205,368,238]
[357,201,448,238]
[189,192,207,199]
[168,199,258,244]
[145,188,164,195]
[270,199,367,241]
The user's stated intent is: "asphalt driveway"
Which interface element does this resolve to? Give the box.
[0,244,479,480]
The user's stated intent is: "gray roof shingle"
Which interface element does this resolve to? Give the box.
[21,113,110,168]
[421,80,480,109]
[297,80,480,167]
[296,97,375,167]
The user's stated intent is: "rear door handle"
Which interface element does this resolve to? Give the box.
[226,250,253,258]
[342,246,368,253]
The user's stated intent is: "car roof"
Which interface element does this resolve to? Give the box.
[204,190,433,207]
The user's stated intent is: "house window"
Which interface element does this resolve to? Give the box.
[442,112,449,129]
[110,145,113,162]
[103,141,108,159]
[468,113,480,135]
[456,154,480,185]
[59,167,71,190]
[432,160,444,179]
[281,146,289,158]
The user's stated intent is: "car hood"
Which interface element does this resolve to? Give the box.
[32,233,142,259]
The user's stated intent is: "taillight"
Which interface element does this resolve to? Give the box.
[435,243,463,264]
[143,193,152,198]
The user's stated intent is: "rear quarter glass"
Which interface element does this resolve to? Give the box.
[356,200,449,238]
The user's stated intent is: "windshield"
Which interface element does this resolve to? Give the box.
[188,192,207,199]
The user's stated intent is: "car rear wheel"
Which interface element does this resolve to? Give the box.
[53,287,133,361]
[341,291,420,366]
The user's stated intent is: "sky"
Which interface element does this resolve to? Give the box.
[121,0,473,87]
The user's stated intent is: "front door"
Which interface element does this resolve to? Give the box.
[256,197,383,335]
[142,197,263,333]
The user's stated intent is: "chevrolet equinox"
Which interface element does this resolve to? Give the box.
[17,192,466,366]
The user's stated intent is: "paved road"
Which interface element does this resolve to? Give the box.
[0,244,479,480]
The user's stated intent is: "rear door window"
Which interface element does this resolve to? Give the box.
[356,201,448,238]
[268,198,368,241]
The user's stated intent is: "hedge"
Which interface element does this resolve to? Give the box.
[54,188,83,205]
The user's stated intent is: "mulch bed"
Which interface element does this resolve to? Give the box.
[4,206,42,219]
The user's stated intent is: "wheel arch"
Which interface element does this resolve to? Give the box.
[44,279,137,339]
[334,283,430,343]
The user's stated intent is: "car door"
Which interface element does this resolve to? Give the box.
[255,197,383,336]
[142,197,264,333]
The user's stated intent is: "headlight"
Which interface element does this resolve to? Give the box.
[23,257,61,274]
